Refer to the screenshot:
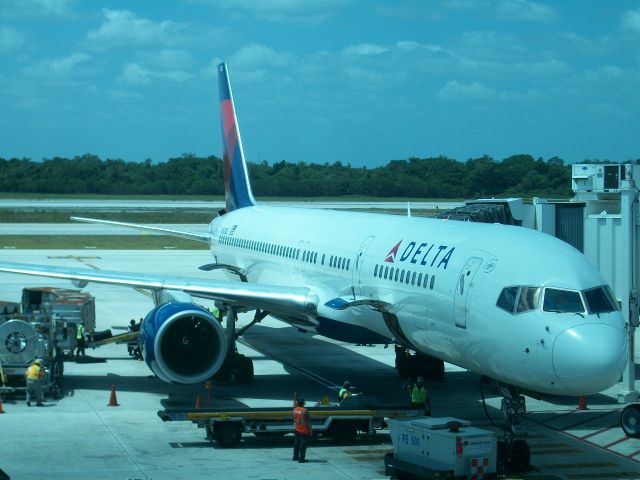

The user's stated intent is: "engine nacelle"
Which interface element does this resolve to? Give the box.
[140,302,227,384]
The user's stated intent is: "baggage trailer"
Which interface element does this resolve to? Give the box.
[158,395,423,448]
[384,417,498,480]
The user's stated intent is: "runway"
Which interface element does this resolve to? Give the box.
[0,223,209,235]
[0,250,639,480]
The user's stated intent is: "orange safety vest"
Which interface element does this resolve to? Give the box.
[26,364,44,381]
[293,406,311,435]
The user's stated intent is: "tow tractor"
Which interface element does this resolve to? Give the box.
[0,287,95,398]
[158,394,423,448]
[384,417,498,480]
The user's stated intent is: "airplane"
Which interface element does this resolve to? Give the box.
[0,63,629,445]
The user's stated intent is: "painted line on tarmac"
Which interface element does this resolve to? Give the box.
[238,337,340,393]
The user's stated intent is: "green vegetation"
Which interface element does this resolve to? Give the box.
[0,236,208,250]
[1,153,616,199]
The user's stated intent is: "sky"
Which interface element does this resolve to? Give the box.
[0,0,639,167]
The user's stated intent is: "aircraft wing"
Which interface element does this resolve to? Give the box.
[71,217,211,244]
[0,261,318,316]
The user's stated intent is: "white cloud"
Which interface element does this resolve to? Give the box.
[621,8,640,33]
[85,9,191,50]
[495,0,558,22]
[0,25,25,53]
[118,62,194,86]
[0,0,72,17]
[213,0,351,23]
[136,49,195,70]
[23,51,91,77]
[436,80,496,102]
[230,43,295,69]
[342,43,388,56]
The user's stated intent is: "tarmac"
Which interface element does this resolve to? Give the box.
[0,250,639,480]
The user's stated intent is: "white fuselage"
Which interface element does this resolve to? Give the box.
[209,205,628,396]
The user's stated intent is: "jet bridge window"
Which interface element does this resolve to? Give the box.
[584,286,620,314]
[543,288,585,314]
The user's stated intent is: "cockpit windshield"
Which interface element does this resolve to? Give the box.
[496,285,619,315]
[583,286,620,314]
[543,288,584,313]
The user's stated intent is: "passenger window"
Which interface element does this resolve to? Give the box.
[330,256,334,267]
[423,274,428,288]
[384,266,389,279]
[406,271,410,284]
[400,270,405,283]
[394,269,399,282]
[374,265,378,276]
[544,288,584,313]
[411,272,416,286]
[497,287,518,313]
[430,276,435,289]
[346,259,349,270]
[517,287,541,313]
[417,273,422,286]
[322,254,325,266]
[389,267,395,280]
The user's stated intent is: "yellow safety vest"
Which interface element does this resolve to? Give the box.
[411,385,427,404]
[26,364,44,381]
[76,324,85,340]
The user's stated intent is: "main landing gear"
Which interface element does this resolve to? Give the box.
[394,345,445,381]
[481,379,531,472]
[213,307,270,385]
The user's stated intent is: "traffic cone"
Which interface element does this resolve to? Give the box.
[577,395,587,410]
[195,394,201,409]
[107,384,119,407]
[0,396,5,414]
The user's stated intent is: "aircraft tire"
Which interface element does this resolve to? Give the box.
[621,404,640,437]
[507,439,530,470]
[329,421,357,444]
[233,355,254,385]
[215,422,242,448]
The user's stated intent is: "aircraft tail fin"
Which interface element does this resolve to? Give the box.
[218,62,256,212]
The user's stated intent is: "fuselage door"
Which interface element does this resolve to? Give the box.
[454,257,483,329]
[352,235,375,295]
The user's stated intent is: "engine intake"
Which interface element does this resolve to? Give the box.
[140,302,227,384]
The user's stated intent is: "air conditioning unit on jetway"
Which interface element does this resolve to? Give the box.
[572,164,632,193]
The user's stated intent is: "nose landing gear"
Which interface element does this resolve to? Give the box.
[481,379,531,472]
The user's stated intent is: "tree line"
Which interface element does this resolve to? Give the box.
[0,154,631,198]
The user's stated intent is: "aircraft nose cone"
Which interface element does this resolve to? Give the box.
[552,323,627,394]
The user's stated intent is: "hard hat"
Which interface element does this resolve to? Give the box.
[34,359,43,365]
[343,381,351,388]
[297,398,305,406]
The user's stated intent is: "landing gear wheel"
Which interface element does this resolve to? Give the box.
[233,354,254,384]
[507,439,530,470]
[215,422,242,448]
[621,404,640,438]
[330,421,357,444]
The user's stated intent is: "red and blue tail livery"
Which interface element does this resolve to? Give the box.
[218,63,256,212]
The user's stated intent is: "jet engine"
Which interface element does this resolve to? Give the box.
[140,302,227,384]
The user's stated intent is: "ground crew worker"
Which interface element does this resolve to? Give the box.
[338,381,352,402]
[24,359,45,406]
[292,398,312,463]
[75,323,86,358]
[411,376,431,415]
